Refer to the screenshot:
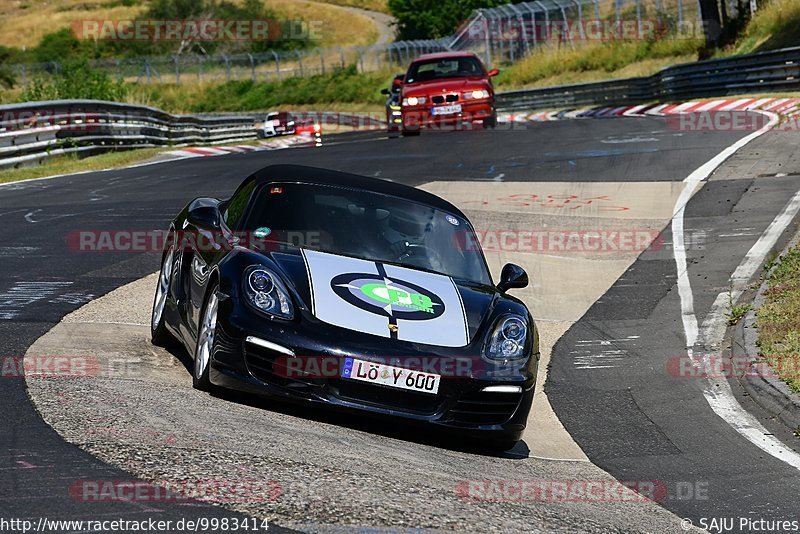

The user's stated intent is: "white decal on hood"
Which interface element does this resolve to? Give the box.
[302,249,469,347]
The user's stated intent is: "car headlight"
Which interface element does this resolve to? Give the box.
[402,96,426,106]
[484,315,528,361]
[464,89,490,100]
[243,266,293,319]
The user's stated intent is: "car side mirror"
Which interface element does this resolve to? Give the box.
[381,88,390,95]
[497,263,528,293]
[187,204,220,230]
[487,68,500,77]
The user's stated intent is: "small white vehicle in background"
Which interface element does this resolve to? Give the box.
[258,111,296,138]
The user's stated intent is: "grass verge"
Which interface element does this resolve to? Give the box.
[756,243,800,393]
[127,65,393,113]
[717,0,800,56]
[496,38,704,90]
[0,148,167,185]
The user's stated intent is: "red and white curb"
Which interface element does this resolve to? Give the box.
[498,97,800,123]
[165,135,310,159]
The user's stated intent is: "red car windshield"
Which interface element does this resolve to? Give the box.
[405,57,485,84]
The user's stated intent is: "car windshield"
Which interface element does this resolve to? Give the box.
[242,182,491,284]
[405,57,484,83]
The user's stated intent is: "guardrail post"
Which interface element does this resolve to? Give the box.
[358,47,365,72]
[375,47,381,70]
[636,0,643,39]
[527,6,538,49]
[573,1,586,41]
[559,6,572,47]
[533,2,549,46]
[319,49,325,74]
[248,53,255,82]
[678,0,683,25]
[340,47,345,68]
[173,55,180,84]
[507,16,515,61]
[485,22,493,68]
[273,51,281,80]
[223,55,231,81]
[297,50,304,77]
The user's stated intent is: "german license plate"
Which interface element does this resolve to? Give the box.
[341,357,440,394]
[431,105,461,116]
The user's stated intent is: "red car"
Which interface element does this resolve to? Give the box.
[400,52,498,135]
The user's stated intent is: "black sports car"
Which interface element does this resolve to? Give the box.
[151,165,539,448]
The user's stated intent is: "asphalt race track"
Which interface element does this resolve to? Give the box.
[2,116,800,532]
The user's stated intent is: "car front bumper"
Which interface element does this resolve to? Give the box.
[207,307,537,442]
[402,101,495,131]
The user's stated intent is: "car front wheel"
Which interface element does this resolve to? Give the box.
[193,283,219,391]
[151,245,175,346]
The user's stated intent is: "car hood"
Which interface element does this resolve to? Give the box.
[403,77,489,96]
[268,248,496,348]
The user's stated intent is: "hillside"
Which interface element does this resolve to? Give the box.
[0,0,381,51]
[498,0,800,90]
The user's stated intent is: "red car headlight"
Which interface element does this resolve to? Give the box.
[402,96,427,106]
[463,89,490,100]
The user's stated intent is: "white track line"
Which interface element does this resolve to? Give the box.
[671,110,800,470]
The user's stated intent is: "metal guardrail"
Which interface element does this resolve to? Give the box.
[495,46,800,111]
[0,100,257,170]
[0,101,390,170]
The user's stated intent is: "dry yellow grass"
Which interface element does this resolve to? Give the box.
[313,0,389,14]
[0,0,379,50]
[0,0,144,48]
[268,0,378,47]
[499,54,697,90]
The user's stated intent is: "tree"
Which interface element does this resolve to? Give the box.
[388,0,502,40]
[698,0,723,45]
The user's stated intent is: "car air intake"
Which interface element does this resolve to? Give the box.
[448,390,522,425]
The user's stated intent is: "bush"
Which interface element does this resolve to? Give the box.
[33,29,93,63]
[388,0,501,40]
[0,46,17,88]
[131,65,394,112]
[21,60,127,102]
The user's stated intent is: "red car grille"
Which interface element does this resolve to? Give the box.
[432,94,459,105]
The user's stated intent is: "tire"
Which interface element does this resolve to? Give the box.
[485,112,497,129]
[401,129,420,137]
[151,245,175,347]
[193,283,219,392]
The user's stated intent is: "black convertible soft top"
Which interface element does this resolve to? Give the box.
[239,164,466,218]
